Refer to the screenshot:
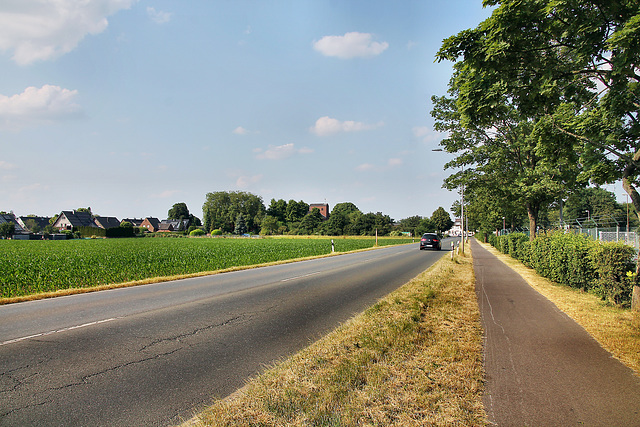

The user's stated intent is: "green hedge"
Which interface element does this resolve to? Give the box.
[75,226,135,238]
[489,232,636,306]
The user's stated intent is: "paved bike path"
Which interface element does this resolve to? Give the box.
[471,239,640,426]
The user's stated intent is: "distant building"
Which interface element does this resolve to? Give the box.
[94,216,121,229]
[449,218,463,236]
[53,210,97,231]
[17,216,51,232]
[309,203,330,220]
[161,219,190,231]
[121,218,144,227]
[0,213,26,236]
[140,217,161,232]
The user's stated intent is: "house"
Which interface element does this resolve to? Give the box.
[0,213,26,235]
[309,203,330,220]
[140,217,161,232]
[94,216,121,229]
[52,210,97,231]
[160,219,189,231]
[17,216,50,232]
[158,222,175,232]
[121,218,144,227]
[448,218,463,236]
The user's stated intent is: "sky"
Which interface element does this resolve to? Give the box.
[0,0,495,222]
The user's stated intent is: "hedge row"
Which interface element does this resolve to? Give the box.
[76,226,136,238]
[488,232,636,306]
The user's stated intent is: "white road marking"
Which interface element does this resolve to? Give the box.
[281,271,322,282]
[0,317,119,346]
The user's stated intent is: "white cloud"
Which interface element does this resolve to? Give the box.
[255,143,313,160]
[413,126,445,144]
[310,116,383,136]
[236,174,263,188]
[356,157,403,172]
[0,85,82,130]
[313,32,388,59]
[356,163,375,172]
[233,126,250,135]
[0,0,136,65]
[0,161,17,170]
[147,7,171,24]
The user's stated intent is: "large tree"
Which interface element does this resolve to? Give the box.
[167,202,190,220]
[436,0,640,304]
[431,92,581,239]
[431,207,454,234]
[202,191,265,233]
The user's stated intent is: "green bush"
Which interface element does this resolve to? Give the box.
[190,229,205,237]
[489,231,636,306]
[589,242,636,306]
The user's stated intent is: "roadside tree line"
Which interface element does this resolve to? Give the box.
[434,0,639,306]
[201,191,453,237]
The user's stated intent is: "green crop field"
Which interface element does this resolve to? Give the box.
[0,237,411,299]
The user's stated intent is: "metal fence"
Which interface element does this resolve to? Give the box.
[555,214,639,250]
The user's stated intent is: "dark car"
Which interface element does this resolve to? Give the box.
[419,233,441,250]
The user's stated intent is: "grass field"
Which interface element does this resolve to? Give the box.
[0,236,410,300]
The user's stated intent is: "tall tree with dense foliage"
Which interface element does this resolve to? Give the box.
[430,207,454,233]
[431,92,581,239]
[168,202,190,220]
[202,191,265,233]
[436,0,639,304]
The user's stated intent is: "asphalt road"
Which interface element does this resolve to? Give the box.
[0,241,449,426]
[472,239,640,426]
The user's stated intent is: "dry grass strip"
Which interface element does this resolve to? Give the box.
[478,241,640,374]
[183,251,485,427]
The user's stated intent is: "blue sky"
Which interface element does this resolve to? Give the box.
[0,1,494,222]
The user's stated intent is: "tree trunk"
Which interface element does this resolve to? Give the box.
[621,162,640,311]
[526,202,539,241]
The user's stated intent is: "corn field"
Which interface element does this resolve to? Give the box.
[0,237,409,298]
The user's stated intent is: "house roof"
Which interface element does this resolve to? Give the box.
[158,223,174,231]
[161,219,189,230]
[0,213,25,233]
[18,216,51,231]
[94,216,121,229]
[57,210,96,228]
[122,218,144,226]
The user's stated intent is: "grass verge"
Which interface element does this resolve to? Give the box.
[478,240,640,374]
[183,250,485,427]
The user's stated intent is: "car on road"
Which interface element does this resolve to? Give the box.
[419,233,441,250]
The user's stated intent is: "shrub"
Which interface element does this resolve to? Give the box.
[210,228,223,236]
[190,229,205,237]
[490,231,636,306]
[589,242,636,306]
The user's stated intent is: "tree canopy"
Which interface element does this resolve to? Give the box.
[435,0,640,237]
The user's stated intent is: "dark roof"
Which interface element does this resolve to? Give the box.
[59,210,96,228]
[0,213,25,233]
[161,219,189,230]
[158,223,174,231]
[94,216,121,229]
[122,218,144,226]
[18,216,51,230]
[141,217,161,229]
